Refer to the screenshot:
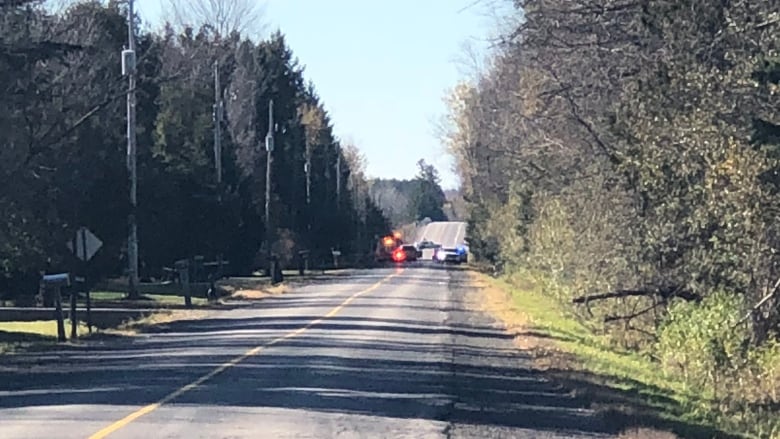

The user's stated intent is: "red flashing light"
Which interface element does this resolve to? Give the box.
[392,248,406,262]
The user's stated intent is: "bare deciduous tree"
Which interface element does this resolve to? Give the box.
[165,0,266,38]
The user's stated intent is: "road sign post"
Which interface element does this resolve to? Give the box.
[67,227,102,338]
[70,291,78,339]
[85,278,92,333]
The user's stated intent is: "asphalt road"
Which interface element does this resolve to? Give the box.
[0,267,615,439]
[413,221,468,261]
[415,221,467,249]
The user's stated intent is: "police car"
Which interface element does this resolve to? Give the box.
[433,244,468,264]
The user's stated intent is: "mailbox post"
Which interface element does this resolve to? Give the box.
[175,259,192,308]
[269,255,283,284]
[297,250,310,275]
[331,249,341,269]
[193,255,205,282]
[203,256,229,301]
[41,273,70,342]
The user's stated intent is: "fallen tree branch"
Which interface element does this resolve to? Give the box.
[626,323,659,340]
[573,289,650,303]
[603,302,662,323]
[573,287,700,304]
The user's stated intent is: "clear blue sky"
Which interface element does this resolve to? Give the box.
[137,0,500,189]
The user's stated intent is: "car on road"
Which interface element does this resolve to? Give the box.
[433,245,468,264]
[460,245,469,263]
[401,244,422,261]
[375,232,404,262]
[416,239,437,250]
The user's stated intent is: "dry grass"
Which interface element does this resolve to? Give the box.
[229,283,290,300]
[618,428,679,439]
[466,271,553,352]
[466,271,585,374]
[103,309,211,336]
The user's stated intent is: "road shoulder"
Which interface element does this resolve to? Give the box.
[453,270,739,439]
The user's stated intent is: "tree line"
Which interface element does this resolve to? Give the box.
[444,0,779,434]
[0,0,391,298]
[368,159,449,227]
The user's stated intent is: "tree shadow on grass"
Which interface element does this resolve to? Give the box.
[0,330,55,344]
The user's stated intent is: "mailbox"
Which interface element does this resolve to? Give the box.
[42,273,70,287]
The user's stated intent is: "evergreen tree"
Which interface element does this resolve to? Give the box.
[0,0,390,298]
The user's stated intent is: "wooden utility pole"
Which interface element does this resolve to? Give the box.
[305,139,312,207]
[264,99,274,270]
[125,0,139,298]
[213,60,223,185]
[336,146,341,207]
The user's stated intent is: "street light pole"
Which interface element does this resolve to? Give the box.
[124,0,139,298]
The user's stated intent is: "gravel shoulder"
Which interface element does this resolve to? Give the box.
[445,268,615,438]
[453,269,738,439]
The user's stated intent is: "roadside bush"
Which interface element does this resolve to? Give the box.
[523,181,655,347]
[740,341,780,439]
[482,186,531,271]
[745,339,780,406]
[656,294,780,438]
[656,292,750,405]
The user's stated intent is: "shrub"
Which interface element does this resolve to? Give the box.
[656,292,749,401]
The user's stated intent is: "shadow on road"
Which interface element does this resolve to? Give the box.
[0,269,735,439]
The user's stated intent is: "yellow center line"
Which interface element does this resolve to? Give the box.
[87,270,402,439]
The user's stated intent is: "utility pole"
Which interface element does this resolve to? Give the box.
[264,99,274,268]
[335,146,341,208]
[304,139,312,237]
[123,0,139,298]
[213,60,223,185]
[305,139,311,207]
[213,60,224,275]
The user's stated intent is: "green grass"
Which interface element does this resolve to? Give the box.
[0,320,89,337]
[0,320,91,354]
[501,276,683,390]
[485,272,743,439]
